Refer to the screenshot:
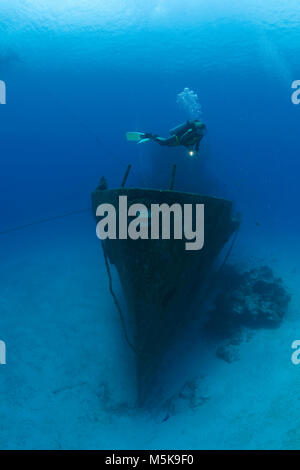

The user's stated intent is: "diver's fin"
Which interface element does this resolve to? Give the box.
[126,131,146,142]
[137,138,150,144]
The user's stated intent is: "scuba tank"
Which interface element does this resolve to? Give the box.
[169,120,191,136]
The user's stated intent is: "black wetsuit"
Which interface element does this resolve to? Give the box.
[147,120,206,152]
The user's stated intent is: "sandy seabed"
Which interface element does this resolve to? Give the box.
[0,213,299,450]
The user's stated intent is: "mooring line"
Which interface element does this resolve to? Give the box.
[217,227,240,274]
[101,241,137,355]
[0,208,90,236]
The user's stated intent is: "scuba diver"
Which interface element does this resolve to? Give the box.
[126,119,206,156]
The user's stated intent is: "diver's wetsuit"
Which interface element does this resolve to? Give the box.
[147,120,206,152]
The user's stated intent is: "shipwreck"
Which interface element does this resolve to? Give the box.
[92,165,240,403]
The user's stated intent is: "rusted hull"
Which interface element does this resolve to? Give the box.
[92,188,239,402]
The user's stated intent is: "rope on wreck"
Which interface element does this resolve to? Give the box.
[198,225,240,305]
[217,226,240,275]
[101,241,137,355]
[0,208,90,236]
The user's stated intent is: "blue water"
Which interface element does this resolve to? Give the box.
[1,0,300,449]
